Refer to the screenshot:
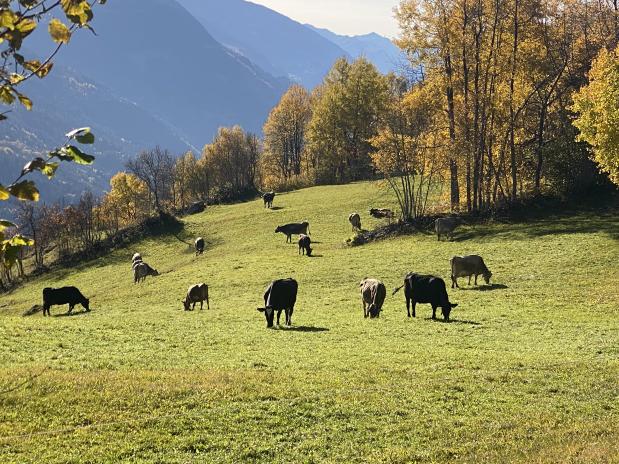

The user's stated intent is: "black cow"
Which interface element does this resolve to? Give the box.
[42,286,90,316]
[275,221,310,243]
[263,191,275,208]
[298,234,312,256]
[195,237,205,256]
[257,278,298,328]
[392,273,458,321]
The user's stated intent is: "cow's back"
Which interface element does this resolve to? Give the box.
[264,279,298,310]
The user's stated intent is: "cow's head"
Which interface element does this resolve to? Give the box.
[182,298,190,311]
[257,307,275,328]
[275,226,282,233]
[83,299,90,311]
[306,246,313,256]
[482,270,492,285]
[368,304,380,318]
[442,303,458,321]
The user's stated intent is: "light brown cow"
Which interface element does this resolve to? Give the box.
[359,278,386,318]
[450,255,492,288]
[349,213,362,231]
[183,283,210,311]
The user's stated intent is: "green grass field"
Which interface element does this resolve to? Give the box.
[1,182,618,463]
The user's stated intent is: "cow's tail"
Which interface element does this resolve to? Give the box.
[392,285,404,296]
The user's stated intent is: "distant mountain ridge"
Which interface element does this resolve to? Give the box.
[176,0,352,88]
[306,25,406,75]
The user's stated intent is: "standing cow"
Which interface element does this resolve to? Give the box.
[393,273,458,321]
[42,287,90,316]
[450,255,492,288]
[195,237,205,256]
[435,217,463,241]
[182,283,210,311]
[349,213,362,232]
[275,221,310,243]
[257,278,298,328]
[359,278,386,318]
[133,262,159,283]
[263,191,275,208]
[298,234,312,256]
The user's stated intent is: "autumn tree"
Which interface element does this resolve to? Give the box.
[572,45,619,185]
[98,172,150,232]
[371,79,446,220]
[305,58,390,184]
[261,85,312,188]
[202,126,260,201]
[126,147,175,212]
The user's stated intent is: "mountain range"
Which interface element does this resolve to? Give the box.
[0,0,403,209]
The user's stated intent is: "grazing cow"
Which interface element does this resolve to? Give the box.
[393,273,458,321]
[369,208,395,223]
[359,278,386,318]
[182,283,210,311]
[257,278,298,328]
[263,191,275,208]
[195,237,205,256]
[275,221,310,243]
[349,213,362,231]
[450,255,492,288]
[133,262,159,283]
[298,234,312,256]
[435,217,463,241]
[42,286,90,316]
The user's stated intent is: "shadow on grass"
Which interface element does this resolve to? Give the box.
[308,254,324,258]
[282,326,329,332]
[458,283,508,291]
[454,210,619,242]
[53,310,90,318]
[423,317,481,325]
[269,206,285,211]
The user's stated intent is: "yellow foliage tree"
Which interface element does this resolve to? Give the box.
[572,46,619,185]
[99,172,150,232]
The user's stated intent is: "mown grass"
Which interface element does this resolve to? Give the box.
[0,182,618,463]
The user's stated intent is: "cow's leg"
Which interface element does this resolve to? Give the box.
[68,304,74,314]
[406,298,411,317]
[43,305,49,316]
[276,310,282,326]
[468,275,472,285]
[431,305,437,319]
[411,301,416,318]
[474,274,478,285]
[363,301,368,318]
[451,275,457,289]
[200,301,203,310]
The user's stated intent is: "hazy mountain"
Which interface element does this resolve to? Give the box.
[176,0,351,88]
[25,0,288,149]
[306,25,406,75]
[0,62,193,211]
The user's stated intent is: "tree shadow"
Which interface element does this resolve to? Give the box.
[281,326,330,332]
[458,283,508,291]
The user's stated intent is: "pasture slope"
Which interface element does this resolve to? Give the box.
[0,182,618,463]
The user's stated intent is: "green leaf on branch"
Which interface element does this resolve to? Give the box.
[9,235,34,247]
[0,86,15,104]
[8,181,40,201]
[21,157,47,176]
[42,162,60,179]
[59,145,95,165]
[61,0,93,26]
[0,184,9,201]
[17,92,32,110]
[0,220,17,231]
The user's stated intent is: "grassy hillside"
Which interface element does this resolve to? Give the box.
[1,182,618,463]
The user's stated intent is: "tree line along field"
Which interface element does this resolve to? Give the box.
[0,181,617,463]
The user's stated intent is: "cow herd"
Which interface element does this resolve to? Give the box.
[39,191,494,328]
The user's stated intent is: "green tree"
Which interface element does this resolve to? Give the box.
[305,58,390,184]
[572,46,619,185]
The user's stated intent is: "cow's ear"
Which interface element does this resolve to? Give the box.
[451,303,458,308]
[257,307,266,312]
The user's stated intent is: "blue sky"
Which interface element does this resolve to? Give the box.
[250,0,401,38]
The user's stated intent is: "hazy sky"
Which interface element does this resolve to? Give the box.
[250,0,401,38]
